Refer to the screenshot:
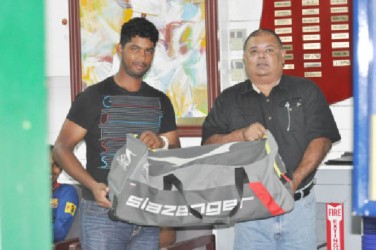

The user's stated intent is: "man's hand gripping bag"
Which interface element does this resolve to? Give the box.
[108,131,294,227]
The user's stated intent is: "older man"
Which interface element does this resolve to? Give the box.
[202,29,340,250]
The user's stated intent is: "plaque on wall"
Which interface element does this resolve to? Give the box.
[260,0,352,104]
[230,29,247,50]
[231,59,247,82]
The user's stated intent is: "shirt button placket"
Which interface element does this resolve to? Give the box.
[265,97,273,127]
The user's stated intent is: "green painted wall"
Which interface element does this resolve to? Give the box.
[0,0,50,249]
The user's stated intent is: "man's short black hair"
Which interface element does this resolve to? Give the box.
[120,17,159,47]
[243,29,283,51]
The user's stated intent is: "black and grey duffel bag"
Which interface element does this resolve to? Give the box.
[108,131,294,227]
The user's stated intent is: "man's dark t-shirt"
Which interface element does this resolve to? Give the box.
[67,77,177,200]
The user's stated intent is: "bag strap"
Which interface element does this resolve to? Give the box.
[264,133,292,184]
[108,196,120,221]
[232,167,249,216]
[163,167,249,225]
[163,174,203,219]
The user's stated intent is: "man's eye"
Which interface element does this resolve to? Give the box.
[250,50,257,55]
[266,48,274,53]
[146,49,154,55]
[131,46,139,52]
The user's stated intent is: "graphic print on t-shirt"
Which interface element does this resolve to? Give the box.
[98,95,162,169]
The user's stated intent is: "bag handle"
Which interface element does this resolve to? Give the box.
[163,167,249,225]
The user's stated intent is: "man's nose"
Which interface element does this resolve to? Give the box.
[136,50,147,61]
[257,50,267,58]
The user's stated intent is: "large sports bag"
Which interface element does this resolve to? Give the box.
[108,131,294,227]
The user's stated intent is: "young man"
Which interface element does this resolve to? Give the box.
[53,17,180,250]
[51,145,79,242]
[201,29,340,249]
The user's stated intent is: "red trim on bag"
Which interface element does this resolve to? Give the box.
[281,173,292,183]
[248,182,285,216]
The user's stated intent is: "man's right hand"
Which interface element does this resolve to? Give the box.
[241,122,267,141]
[92,182,112,208]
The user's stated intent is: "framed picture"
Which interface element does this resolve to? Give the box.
[68,0,220,137]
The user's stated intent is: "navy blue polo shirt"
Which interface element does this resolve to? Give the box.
[202,74,341,189]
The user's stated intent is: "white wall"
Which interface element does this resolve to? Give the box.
[46,0,70,143]
[45,0,70,77]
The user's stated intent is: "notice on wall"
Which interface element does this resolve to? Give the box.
[326,203,345,250]
[260,0,352,104]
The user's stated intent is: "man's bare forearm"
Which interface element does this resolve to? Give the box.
[203,129,244,145]
[292,137,332,191]
[53,145,97,190]
[203,122,267,145]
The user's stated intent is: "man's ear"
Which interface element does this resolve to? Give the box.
[243,50,248,63]
[116,43,123,56]
[281,49,286,65]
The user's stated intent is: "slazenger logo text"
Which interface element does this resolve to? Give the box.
[125,195,254,216]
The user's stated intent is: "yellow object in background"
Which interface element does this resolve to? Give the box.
[52,198,58,208]
[65,202,77,216]
[123,6,133,23]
